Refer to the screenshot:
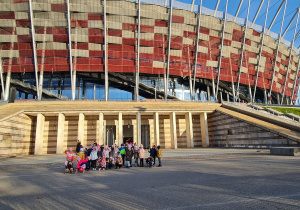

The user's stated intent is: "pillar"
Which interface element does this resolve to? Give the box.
[185,112,194,148]
[34,113,45,155]
[78,113,85,146]
[207,85,211,101]
[200,112,209,147]
[170,112,177,149]
[118,112,122,146]
[136,112,141,145]
[56,113,65,154]
[154,112,160,146]
[98,113,104,146]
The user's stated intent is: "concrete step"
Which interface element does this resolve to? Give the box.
[217,106,300,143]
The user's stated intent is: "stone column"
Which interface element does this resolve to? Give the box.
[200,112,209,147]
[170,112,177,149]
[136,112,141,145]
[154,112,160,146]
[56,113,65,154]
[34,113,45,155]
[118,112,122,146]
[98,113,104,146]
[207,85,211,101]
[185,112,194,148]
[78,113,85,146]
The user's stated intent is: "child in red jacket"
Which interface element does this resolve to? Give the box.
[75,157,90,173]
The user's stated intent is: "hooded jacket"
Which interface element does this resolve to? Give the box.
[90,146,98,160]
[139,147,145,159]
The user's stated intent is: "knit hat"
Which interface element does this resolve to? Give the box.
[80,148,83,152]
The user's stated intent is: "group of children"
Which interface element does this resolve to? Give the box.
[64,141,162,174]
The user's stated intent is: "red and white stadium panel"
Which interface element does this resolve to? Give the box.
[0,0,299,100]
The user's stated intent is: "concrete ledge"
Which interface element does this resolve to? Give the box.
[270,147,300,156]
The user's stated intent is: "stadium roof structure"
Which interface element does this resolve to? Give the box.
[0,0,300,104]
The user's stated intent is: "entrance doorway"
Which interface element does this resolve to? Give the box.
[106,125,116,146]
[141,125,150,149]
[123,125,134,144]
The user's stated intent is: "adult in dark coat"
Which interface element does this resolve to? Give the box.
[149,145,157,165]
[76,140,82,155]
[125,145,133,167]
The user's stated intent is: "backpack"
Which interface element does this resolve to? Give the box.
[120,148,126,155]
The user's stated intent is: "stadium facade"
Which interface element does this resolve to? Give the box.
[0,0,300,104]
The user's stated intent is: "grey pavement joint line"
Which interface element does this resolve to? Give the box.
[165,193,300,209]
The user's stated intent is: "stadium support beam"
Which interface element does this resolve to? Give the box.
[213,0,220,17]
[267,0,285,35]
[234,0,244,22]
[251,0,265,28]
[104,0,108,101]
[0,56,4,99]
[190,0,195,12]
[165,0,174,101]
[281,8,300,104]
[269,0,288,101]
[66,0,75,100]
[295,79,300,104]
[282,8,299,39]
[29,0,40,100]
[291,56,300,104]
[236,0,251,100]
[192,0,203,100]
[103,0,109,101]
[295,30,300,41]
[253,0,270,103]
[135,0,141,101]
[215,0,229,101]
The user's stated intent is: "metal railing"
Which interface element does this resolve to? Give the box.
[224,102,300,125]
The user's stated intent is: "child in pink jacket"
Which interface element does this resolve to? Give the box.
[139,144,145,167]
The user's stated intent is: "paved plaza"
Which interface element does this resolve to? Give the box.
[0,148,300,209]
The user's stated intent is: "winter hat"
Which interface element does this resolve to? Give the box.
[80,148,83,152]
[157,146,160,149]
[121,143,124,146]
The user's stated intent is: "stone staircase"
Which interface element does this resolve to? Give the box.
[222,102,300,129]
[217,103,300,145]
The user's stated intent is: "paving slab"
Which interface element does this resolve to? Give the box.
[0,149,299,210]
